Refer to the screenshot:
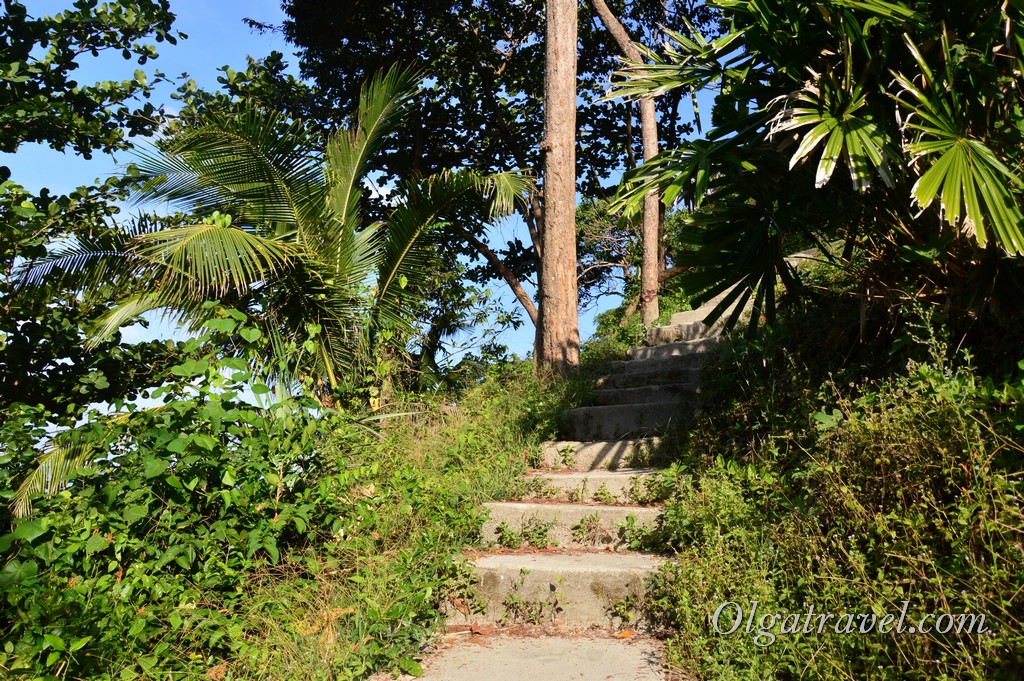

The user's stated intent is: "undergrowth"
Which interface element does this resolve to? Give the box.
[645,301,1024,679]
[0,359,572,680]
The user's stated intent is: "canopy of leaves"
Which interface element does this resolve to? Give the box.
[609,0,1024,338]
[0,0,182,158]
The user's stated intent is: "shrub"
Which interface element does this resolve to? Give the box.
[650,311,1024,679]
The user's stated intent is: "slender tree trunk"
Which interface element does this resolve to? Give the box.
[535,0,580,375]
[590,0,661,325]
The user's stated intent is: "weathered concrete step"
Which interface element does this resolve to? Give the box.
[626,337,720,361]
[607,353,707,375]
[521,469,658,504]
[560,401,681,440]
[384,635,664,681]
[594,365,699,390]
[446,551,660,628]
[539,439,662,470]
[647,318,722,345]
[482,501,661,549]
[590,385,692,405]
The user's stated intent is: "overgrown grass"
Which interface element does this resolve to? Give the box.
[641,303,1024,679]
[0,360,577,680]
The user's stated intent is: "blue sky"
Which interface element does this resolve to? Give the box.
[6,1,705,360]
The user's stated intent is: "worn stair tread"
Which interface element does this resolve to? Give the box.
[647,319,722,345]
[520,469,659,504]
[525,468,657,480]
[626,337,720,361]
[484,500,662,515]
[472,550,660,572]
[593,365,699,390]
[607,353,707,374]
[445,551,660,627]
[559,401,682,440]
[482,501,661,550]
[589,385,692,405]
[381,634,664,681]
[539,439,662,471]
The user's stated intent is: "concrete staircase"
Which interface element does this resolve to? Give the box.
[445,299,729,633]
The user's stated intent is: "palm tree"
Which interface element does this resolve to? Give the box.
[604,0,1024,332]
[23,65,531,398]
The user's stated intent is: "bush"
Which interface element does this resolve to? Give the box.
[649,311,1024,680]
[0,339,562,679]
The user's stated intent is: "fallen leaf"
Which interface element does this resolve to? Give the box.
[614,629,637,639]
[470,622,495,636]
[451,597,470,615]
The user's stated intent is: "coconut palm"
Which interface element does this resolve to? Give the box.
[23,65,531,396]
[605,0,1024,332]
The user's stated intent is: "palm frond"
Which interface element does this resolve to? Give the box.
[130,222,299,298]
[324,64,421,243]
[132,109,326,234]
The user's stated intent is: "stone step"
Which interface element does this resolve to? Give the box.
[560,401,681,440]
[383,636,663,681]
[520,469,658,504]
[538,439,662,471]
[626,337,720,361]
[445,551,660,628]
[647,318,722,345]
[589,385,691,406]
[607,353,706,375]
[482,501,661,549]
[593,365,700,390]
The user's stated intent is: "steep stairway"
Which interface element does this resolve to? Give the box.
[444,300,727,635]
[392,255,827,678]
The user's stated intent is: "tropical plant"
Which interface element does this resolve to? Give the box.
[606,0,1024,335]
[21,65,531,399]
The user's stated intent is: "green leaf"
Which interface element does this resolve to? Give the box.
[239,327,262,342]
[143,456,169,479]
[170,358,208,377]
[69,637,91,652]
[12,520,48,542]
[204,318,237,333]
[192,433,218,451]
[123,504,149,526]
[85,533,109,554]
[397,657,424,677]
[43,634,66,652]
[221,468,236,487]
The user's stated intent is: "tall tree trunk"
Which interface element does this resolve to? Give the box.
[590,0,661,325]
[535,0,580,375]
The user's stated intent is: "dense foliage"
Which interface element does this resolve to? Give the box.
[610,0,1024,345]
[632,290,1024,679]
[3,1,1024,679]
[1,322,571,678]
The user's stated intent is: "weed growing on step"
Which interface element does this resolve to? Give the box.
[609,592,645,627]
[571,513,605,545]
[501,570,564,625]
[593,483,617,504]
[495,517,556,548]
[558,444,578,469]
[509,476,559,500]
[494,521,524,548]
[522,516,556,547]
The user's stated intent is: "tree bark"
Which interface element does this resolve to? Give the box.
[590,0,661,325]
[535,0,580,375]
